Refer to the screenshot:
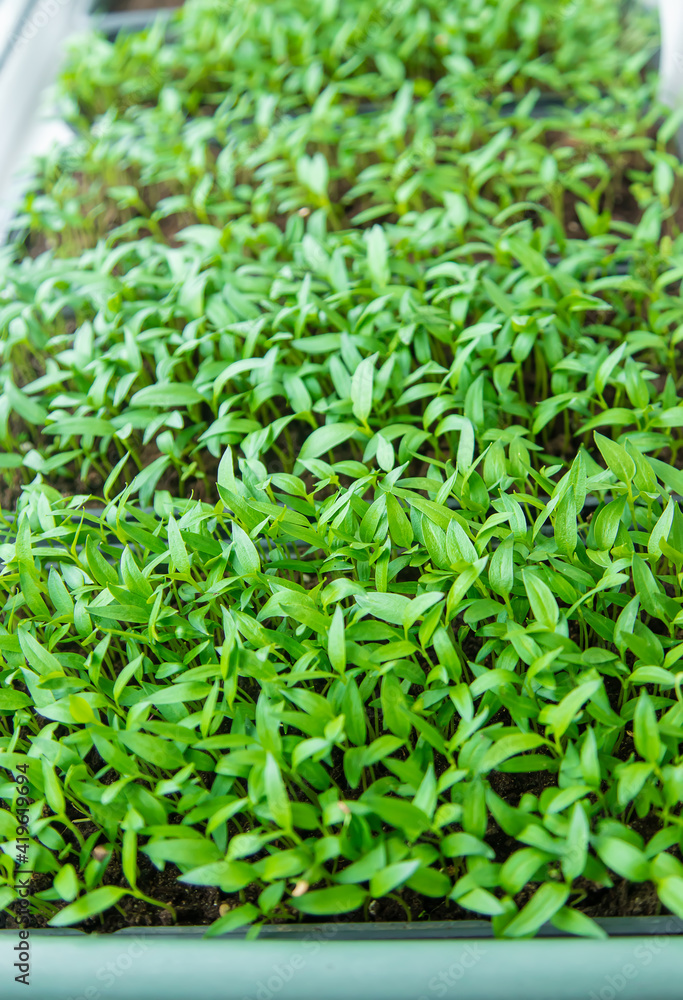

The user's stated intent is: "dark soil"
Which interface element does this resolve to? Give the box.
[1,762,673,934]
[0,853,665,935]
[20,98,668,261]
[0,434,223,512]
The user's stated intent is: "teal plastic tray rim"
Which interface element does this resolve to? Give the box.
[1,915,682,940]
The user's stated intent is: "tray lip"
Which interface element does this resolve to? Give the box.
[1,915,682,941]
[88,3,180,36]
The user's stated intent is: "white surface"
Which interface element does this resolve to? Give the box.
[0,0,33,57]
[0,0,91,243]
[0,0,30,46]
[657,0,683,107]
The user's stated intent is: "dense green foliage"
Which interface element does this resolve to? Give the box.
[2,0,683,939]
